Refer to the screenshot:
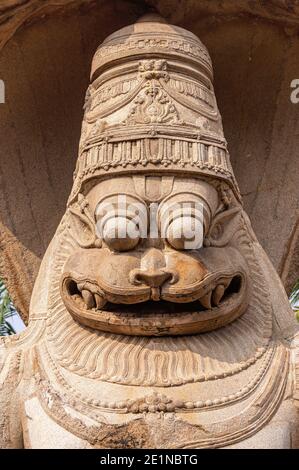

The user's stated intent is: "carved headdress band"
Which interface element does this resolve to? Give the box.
[70,14,241,203]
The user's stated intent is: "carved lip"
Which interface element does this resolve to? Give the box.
[60,272,248,336]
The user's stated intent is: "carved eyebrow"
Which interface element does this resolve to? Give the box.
[159,190,214,206]
[94,192,149,221]
[94,192,147,207]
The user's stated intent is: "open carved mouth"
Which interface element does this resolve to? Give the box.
[61,274,248,336]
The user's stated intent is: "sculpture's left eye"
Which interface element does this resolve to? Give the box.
[101,216,140,251]
[165,215,204,250]
[159,197,210,251]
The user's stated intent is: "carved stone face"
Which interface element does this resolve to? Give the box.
[56,15,253,338]
[60,175,249,336]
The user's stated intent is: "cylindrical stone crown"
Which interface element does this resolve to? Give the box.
[71,13,240,202]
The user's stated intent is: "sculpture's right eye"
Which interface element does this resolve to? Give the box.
[101,216,140,251]
[95,195,147,252]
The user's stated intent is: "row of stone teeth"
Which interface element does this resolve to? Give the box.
[74,283,107,310]
[200,284,226,309]
[71,281,228,311]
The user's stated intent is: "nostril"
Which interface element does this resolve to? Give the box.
[165,269,179,285]
[129,269,143,285]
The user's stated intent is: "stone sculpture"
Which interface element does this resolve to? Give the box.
[0,13,298,449]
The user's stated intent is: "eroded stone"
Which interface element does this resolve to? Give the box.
[0,13,298,449]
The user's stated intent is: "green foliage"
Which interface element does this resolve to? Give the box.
[0,279,16,336]
[290,279,299,322]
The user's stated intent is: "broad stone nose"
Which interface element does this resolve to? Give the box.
[129,249,177,300]
[133,270,172,289]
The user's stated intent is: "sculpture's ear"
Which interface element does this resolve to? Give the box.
[205,207,241,247]
[68,194,101,249]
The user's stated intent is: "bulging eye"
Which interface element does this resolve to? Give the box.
[159,197,209,251]
[95,194,147,252]
[102,216,140,251]
[166,216,204,250]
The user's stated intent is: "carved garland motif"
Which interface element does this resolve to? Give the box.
[38,341,275,414]
[85,60,218,124]
[33,342,289,449]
